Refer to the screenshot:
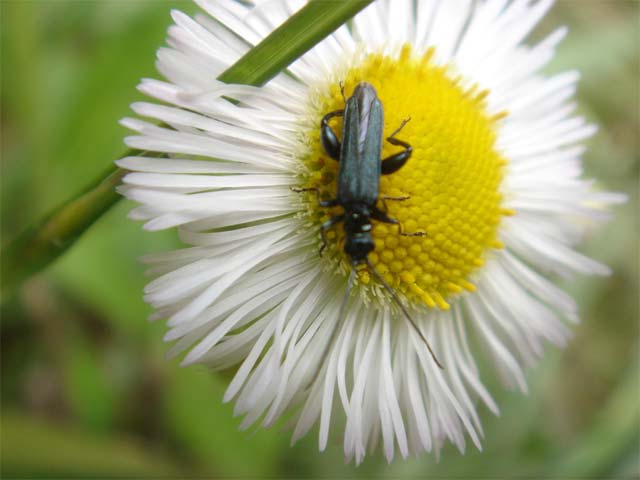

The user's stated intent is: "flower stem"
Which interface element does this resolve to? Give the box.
[1,0,374,296]
[2,162,129,295]
[219,0,375,86]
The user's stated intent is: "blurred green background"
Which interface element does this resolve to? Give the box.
[1,1,638,478]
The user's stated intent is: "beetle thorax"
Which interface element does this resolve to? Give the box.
[344,204,374,263]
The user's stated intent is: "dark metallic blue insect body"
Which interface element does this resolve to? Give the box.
[336,82,384,206]
[295,81,443,370]
[316,82,416,264]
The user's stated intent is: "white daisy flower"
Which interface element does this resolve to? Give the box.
[117,0,625,464]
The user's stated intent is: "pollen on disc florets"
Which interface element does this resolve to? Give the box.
[296,45,513,310]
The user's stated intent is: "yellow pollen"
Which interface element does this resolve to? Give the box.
[297,45,511,309]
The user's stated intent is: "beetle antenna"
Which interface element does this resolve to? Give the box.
[366,259,444,369]
[339,80,346,103]
[307,267,357,390]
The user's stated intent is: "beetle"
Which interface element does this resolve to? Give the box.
[295,81,443,370]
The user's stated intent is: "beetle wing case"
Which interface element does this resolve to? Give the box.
[336,83,384,205]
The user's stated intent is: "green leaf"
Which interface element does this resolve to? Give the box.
[1,0,374,296]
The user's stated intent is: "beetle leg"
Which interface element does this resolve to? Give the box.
[371,206,397,224]
[321,110,344,161]
[291,187,339,208]
[371,206,425,237]
[291,186,321,199]
[381,117,413,175]
[319,198,340,208]
[380,195,410,212]
[319,214,344,256]
[389,116,411,138]
[396,223,426,237]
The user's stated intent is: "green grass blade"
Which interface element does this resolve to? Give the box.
[219,0,374,86]
[2,163,128,297]
[1,0,374,296]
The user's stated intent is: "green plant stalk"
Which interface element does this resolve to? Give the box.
[218,0,374,86]
[1,0,374,295]
[1,164,127,295]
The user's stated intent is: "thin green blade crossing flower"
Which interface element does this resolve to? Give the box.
[1,0,374,295]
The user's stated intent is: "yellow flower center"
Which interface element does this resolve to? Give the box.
[297,45,513,310]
